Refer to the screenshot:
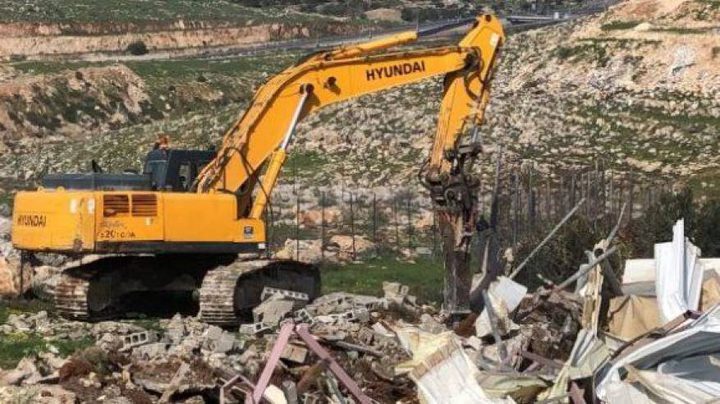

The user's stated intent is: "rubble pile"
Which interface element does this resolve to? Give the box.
[2,218,720,402]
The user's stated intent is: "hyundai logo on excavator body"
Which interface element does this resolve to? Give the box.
[365,61,426,81]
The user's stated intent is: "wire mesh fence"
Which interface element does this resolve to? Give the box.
[266,164,670,268]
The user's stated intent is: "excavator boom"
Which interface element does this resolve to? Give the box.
[196,16,504,210]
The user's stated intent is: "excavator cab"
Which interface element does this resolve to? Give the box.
[41,149,215,193]
[143,149,215,192]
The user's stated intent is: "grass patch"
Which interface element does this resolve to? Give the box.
[321,255,444,304]
[0,0,295,24]
[0,299,53,324]
[285,150,330,177]
[0,333,95,369]
[10,60,103,75]
[601,20,641,31]
[651,27,713,34]
[52,337,95,358]
[0,333,47,369]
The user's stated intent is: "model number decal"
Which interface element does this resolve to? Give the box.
[98,221,136,240]
[17,214,47,227]
[98,229,137,239]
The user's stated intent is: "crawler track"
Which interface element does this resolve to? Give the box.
[53,256,320,326]
[55,268,94,321]
[198,259,320,326]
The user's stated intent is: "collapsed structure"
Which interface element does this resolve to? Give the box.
[2,217,718,403]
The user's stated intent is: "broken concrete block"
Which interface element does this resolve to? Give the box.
[134,342,168,360]
[419,314,445,334]
[253,298,295,325]
[280,343,308,364]
[372,322,396,339]
[120,331,158,352]
[353,295,387,311]
[383,281,410,304]
[201,325,238,353]
[261,287,309,304]
[293,308,315,325]
[165,313,186,345]
[239,322,273,336]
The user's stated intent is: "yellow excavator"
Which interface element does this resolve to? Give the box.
[11,15,504,325]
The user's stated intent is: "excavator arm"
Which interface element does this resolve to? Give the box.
[195,15,504,316]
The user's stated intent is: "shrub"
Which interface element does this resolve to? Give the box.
[126,41,149,56]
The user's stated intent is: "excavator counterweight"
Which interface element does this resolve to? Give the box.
[11,15,504,323]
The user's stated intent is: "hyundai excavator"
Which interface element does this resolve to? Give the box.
[11,15,504,325]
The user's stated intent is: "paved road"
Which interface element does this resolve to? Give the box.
[67,1,619,63]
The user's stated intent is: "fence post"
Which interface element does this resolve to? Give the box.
[350,193,356,261]
[586,171,591,220]
[432,209,438,259]
[372,193,377,244]
[545,178,551,220]
[393,197,400,249]
[570,173,576,210]
[321,192,326,263]
[406,195,413,250]
[528,167,535,232]
[513,172,519,250]
[559,175,565,219]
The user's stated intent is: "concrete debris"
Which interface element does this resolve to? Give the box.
[280,343,308,364]
[383,281,410,304]
[134,342,168,361]
[3,219,719,403]
[120,331,158,352]
[252,297,296,326]
[260,287,309,303]
[239,321,273,336]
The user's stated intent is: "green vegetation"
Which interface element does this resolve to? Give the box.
[0,333,48,369]
[600,20,641,31]
[650,27,714,34]
[10,60,102,75]
[126,40,149,56]
[286,150,330,177]
[554,38,660,67]
[321,255,444,304]
[0,299,52,324]
[0,0,290,24]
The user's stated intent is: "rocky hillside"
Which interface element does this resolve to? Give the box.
[0,0,380,60]
[291,0,720,195]
[0,0,718,202]
[485,0,719,178]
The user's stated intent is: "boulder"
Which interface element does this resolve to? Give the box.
[30,265,61,301]
[328,235,375,260]
[299,207,341,226]
[0,357,41,386]
[274,239,323,264]
[0,256,28,297]
[364,8,403,22]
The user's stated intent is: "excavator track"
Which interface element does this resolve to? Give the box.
[55,268,94,321]
[199,259,320,326]
[55,265,116,321]
[52,256,319,326]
